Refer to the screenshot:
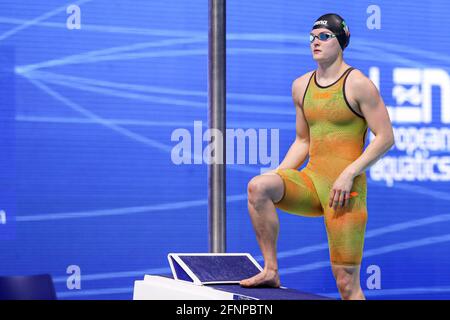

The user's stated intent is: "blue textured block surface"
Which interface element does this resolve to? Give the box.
[171,257,193,282]
[159,274,333,300]
[210,284,333,300]
[179,255,260,283]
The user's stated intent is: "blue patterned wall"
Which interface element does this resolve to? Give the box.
[0,0,449,299]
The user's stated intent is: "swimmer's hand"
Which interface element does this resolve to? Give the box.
[329,170,357,210]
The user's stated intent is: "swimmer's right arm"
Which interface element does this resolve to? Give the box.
[276,73,312,171]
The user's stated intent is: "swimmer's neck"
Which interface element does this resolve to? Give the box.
[315,55,350,80]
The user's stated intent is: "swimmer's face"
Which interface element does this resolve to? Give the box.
[310,28,341,62]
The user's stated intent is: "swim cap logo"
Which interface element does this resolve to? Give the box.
[342,21,350,36]
[314,20,328,27]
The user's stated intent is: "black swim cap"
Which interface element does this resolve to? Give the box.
[312,13,350,50]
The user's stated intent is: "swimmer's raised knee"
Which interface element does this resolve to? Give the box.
[247,174,284,205]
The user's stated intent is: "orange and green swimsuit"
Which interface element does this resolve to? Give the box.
[274,67,368,266]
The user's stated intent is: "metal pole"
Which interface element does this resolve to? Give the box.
[208,0,226,253]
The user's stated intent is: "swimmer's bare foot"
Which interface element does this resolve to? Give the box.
[239,269,280,288]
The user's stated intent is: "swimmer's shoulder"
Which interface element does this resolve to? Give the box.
[345,67,382,95]
[291,70,315,107]
[345,67,369,85]
[345,67,381,106]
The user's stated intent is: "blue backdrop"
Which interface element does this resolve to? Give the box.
[1,0,449,299]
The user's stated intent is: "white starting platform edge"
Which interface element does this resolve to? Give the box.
[133,253,332,300]
[133,275,253,300]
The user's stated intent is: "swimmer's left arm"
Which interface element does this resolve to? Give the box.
[329,72,395,209]
[344,71,395,179]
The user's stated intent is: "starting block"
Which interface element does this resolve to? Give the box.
[168,253,262,285]
[133,253,331,300]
